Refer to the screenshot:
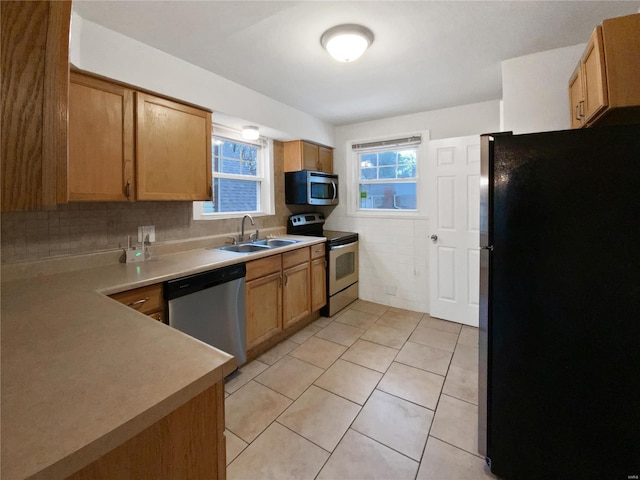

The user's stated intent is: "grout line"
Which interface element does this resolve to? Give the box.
[348,427,422,464]
[226,302,482,479]
[428,433,486,460]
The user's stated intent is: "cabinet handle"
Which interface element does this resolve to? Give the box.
[579,101,585,119]
[279,274,283,287]
[284,273,288,285]
[208,185,213,199]
[127,297,149,308]
[125,180,131,198]
[575,104,581,121]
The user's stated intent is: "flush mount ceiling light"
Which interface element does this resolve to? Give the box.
[320,24,374,63]
[241,126,260,140]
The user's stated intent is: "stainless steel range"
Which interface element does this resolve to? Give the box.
[288,213,358,316]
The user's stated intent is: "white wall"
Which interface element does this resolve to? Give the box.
[501,44,585,134]
[325,101,500,313]
[69,13,334,146]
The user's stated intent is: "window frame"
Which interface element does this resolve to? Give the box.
[193,126,274,221]
[347,131,429,219]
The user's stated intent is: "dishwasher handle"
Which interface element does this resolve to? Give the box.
[164,263,246,301]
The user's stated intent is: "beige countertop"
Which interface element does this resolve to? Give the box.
[0,235,325,480]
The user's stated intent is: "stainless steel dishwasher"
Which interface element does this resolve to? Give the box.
[164,263,247,367]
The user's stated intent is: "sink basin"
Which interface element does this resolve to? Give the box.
[213,237,301,254]
[218,244,270,253]
[254,238,300,248]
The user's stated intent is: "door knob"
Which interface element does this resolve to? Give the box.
[430,235,438,242]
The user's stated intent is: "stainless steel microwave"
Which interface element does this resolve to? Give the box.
[285,170,338,206]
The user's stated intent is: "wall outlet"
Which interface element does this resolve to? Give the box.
[137,225,155,243]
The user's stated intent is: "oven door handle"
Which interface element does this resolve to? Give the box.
[331,181,337,201]
[329,242,357,250]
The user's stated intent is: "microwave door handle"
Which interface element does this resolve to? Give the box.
[331,181,337,201]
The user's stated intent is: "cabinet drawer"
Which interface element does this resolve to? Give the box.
[110,284,163,315]
[283,247,310,269]
[246,255,281,281]
[310,243,326,259]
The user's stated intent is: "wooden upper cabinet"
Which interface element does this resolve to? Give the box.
[136,93,212,201]
[569,13,640,128]
[67,73,135,202]
[66,74,213,202]
[568,66,585,129]
[318,146,334,173]
[581,26,608,122]
[1,0,71,212]
[284,140,333,173]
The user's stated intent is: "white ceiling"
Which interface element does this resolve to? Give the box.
[73,1,640,126]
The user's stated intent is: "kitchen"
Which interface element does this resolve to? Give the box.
[2,2,640,479]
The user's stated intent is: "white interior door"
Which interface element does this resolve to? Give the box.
[428,135,480,326]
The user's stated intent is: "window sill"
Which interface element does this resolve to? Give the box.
[347,210,428,220]
[193,210,273,221]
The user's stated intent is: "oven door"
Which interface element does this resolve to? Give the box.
[328,241,358,295]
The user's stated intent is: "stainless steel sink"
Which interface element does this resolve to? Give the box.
[214,238,300,254]
[254,238,300,248]
[217,244,270,253]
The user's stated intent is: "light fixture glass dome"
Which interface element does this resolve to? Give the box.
[321,24,374,63]
[242,126,260,140]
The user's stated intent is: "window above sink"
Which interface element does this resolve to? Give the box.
[193,125,275,221]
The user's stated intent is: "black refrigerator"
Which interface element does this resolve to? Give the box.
[478,125,640,480]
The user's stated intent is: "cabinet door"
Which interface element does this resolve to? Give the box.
[582,26,608,123]
[568,67,585,129]
[68,74,134,201]
[282,262,311,329]
[136,93,212,201]
[302,141,319,171]
[318,146,333,173]
[311,257,327,312]
[246,271,282,350]
[1,0,71,211]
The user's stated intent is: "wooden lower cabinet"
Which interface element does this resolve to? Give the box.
[311,257,327,312]
[109,283,166,322]
[246,270,282,350]
[66,382,226,480]
[282,261,311,329]
[246,244,325,355]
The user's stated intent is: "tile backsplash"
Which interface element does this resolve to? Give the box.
[1,141,312,264]
[0,202,288,264]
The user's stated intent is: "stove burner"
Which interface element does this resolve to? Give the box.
[287,213,358,246]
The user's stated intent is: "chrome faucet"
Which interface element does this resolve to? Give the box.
[240,214,255,243]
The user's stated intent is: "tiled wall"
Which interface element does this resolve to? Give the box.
[0,141,310,264]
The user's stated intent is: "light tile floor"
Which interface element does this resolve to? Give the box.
[224,300,498,480]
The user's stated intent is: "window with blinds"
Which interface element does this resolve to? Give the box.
[193,125,274,220]
[353,135,421,211]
